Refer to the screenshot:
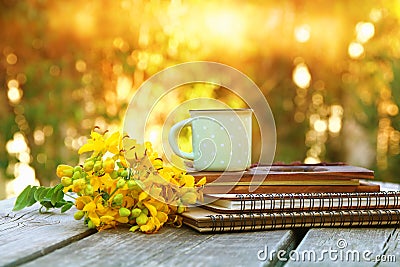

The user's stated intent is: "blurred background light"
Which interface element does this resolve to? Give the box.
[1,0,400,199]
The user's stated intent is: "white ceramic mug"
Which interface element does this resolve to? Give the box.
[168,109,252,171]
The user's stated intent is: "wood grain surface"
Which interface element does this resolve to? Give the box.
[21,225,297,267]
[285,228,400,267]
[0,198,95,267]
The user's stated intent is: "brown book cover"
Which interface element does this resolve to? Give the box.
[190,164,378,194]
[191,165,375,183]
[202,181,380,194]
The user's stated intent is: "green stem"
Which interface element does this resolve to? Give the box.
[108,187,119,199]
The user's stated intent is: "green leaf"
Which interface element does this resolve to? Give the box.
[26,186,38,207]
[44,187,55,201]
[34,187,45,201]
[38,187,50,202]
[51,189,64,206]
[61,202,73,213]
[53,183,64,192]
[13,185,32,211]
[54,201,66,208]
[39,201,54,212]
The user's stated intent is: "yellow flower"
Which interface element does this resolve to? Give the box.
[196,177,207,187]
[123,139,146,159]
[140,217,160,233]
[78,131,105,155]
[157,169,172,183]
[75,196,92,210]
[90,176,102,192]
[72,178,86,193]
[102,157,115,173]
[58,129,206,234]
[143,201,158,217]
[115,216,129,224]
[156,211,168,224]
[83,201,96,212]
[139,191,148,202]
[91,173,115,194]
[104,131,121,155]
[122,195,135,208]
[179,174,195,188]
[151,158,163,170]
[144,141,153,154]
[88,212,101,226]
[100,215,115,224]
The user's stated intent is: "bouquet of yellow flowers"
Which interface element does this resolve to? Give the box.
[13,128,206,234]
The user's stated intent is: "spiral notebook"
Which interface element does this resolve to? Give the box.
[182,206,400,233]
[202,191,400,213]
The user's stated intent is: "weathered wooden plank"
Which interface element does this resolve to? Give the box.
[375,228,400,267]
[21,225,297,267]
[285,227,399,267]
[0,198,95,267]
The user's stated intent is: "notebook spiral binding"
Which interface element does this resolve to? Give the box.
[231,191,400,213]
[205,209,400,232]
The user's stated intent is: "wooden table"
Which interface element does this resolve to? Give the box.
[1,181,399,267]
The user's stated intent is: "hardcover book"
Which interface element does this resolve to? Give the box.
[190,164,380,194]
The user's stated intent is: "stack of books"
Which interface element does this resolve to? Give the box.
[182,164,400,232]
[192,163,379,194]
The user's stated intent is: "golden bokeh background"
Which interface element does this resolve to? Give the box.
[1,0,400,199]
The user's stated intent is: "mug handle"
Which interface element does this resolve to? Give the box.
[168,118,195,160]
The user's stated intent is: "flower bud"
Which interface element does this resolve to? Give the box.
[177,205,186,213]
[93,161,102,172]
[120,170,129,178]
[136,213,148,226]
[87,220,96,229]
[131,208,142,218]
[83,160,94,172]
[110,170,119,179]
[61,177,73,187]
[74,166,83,173]
[74,210,85,220]
[56,164,74,178]
[80,172,88,179]
[72,171,81,180]
[113,193,123,206]
[84,184,94,195]
[141,207,149,216]
[127,180,137,190]
[102,158,115,173]
[129,225,140,232]
[119,207,131,217]
[72,178,86,192]
[116,178,126,189]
